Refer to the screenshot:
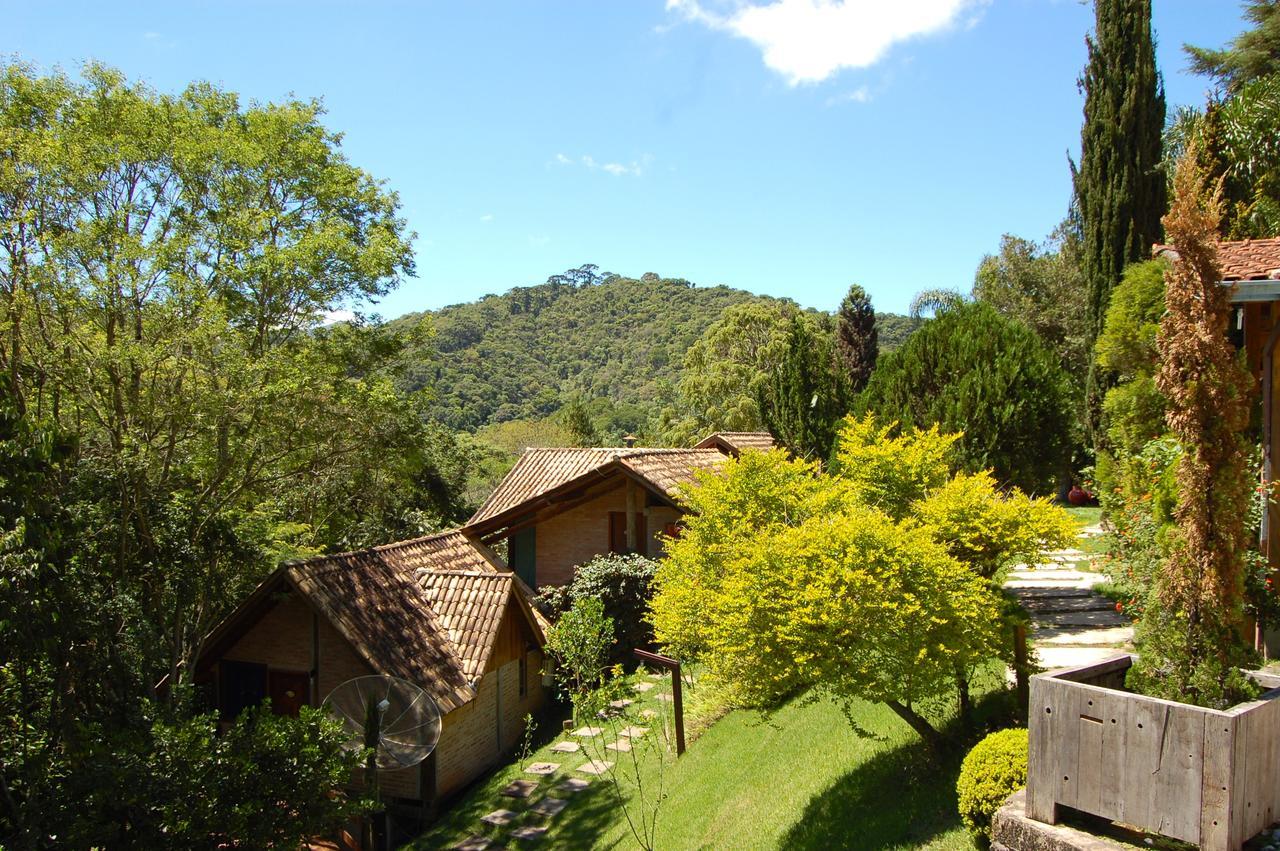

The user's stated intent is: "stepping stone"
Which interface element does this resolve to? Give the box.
[550,740,580,754]
[452,838,493,850]
[1020,596,1115,614]
[556,777,592,794]
[655,693,674,702]
[1034,645,1131,671]
[501,779,539,798]
[647,672,663,679]
[608,698,633,709]
[524,762,559,776]
[639,709,658,719]
[1008,587,1095,599]
[576,759,614,775]
[619,726,649,738]
[1033,625,1134,646]
[529,797,568,817]
[571,726,602,737]
[606,739,632,752]
[633,681,655,692]
[1034,609,1129,628]
[510,825,548,841]
[480,809,519,827]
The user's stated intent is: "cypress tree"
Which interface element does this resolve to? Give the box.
[835,284,878,393]
[757,317,851,461]
[1077,0,1166,446]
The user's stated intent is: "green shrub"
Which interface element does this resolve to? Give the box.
[536,553,658,665]
[956,727,1028,840]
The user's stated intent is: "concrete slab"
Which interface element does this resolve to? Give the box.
[619,726,649,738]
[510,825,548,841]
[608,698,633,709]
[1019,596,1116,614]
[1033,610,1128,628]
[633,682,655,692]
[639,709,658,719]
[500,779,539,799]
[1033,646,1132,671]
[606,739,632,752]
[524,762,559,776]
[480,809,518,827]
[452,837,494,850]
[576,759,613,775]
[529,797,568,817]
[655,693,674,702]
[550,741,580,754]
[556,777,591,794]
[1033,626,1134,646]
[570,726,602,737]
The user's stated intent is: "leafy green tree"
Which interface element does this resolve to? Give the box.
[855,302,1072,494]
[835,284,877,392]
[545,597,615,716]
[652,447,1019,749]
[1130,147,1258,708]
[757,316,852,460]
[1186,0,1280,92]
[559,396,603,447]
[661,300,798,444]
[973,229,1089,384]
[1076,0,1167,446]
[535,553,658,665]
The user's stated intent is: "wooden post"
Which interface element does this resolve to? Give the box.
[1014,623,1029,717]
[625,478,637,552]
[634,649,685,756]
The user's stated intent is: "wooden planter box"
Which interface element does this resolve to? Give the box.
[1027,654,1280,850]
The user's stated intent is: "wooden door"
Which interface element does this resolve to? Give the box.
[268,670,310,717]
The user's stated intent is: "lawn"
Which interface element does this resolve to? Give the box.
[416,668,1014,850]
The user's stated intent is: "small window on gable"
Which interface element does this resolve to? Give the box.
[519,650,529,697]
[219,660,267,720]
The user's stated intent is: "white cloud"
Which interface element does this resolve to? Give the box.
[480,213,494,222]
[527,235,550,248]
[551,153,648,177]
[666,0,987,85]
[826,85,872,106]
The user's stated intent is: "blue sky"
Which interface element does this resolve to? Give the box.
[3,1,1243,318]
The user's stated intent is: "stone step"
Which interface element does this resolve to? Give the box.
[1019,595,1116,614]
[1034,645,1131,671]
[1033,609,1129,628]
[1005,577,1104,591]
[1032,625,1134,646]
[1008,569,1090,581]
[1007,587,1096,599]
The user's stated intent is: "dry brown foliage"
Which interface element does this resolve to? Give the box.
[1150,142,1255,690]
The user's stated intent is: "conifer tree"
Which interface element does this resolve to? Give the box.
[757,317,851,461]
[1129,146,1257,707]
[835,284,878,393]
[1078,0,1167,445]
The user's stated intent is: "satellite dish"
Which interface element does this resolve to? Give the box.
[323,675,442,770]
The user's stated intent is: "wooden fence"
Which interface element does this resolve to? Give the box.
[1026,654,1280,851]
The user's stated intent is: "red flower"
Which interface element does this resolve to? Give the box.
[1115,602,1124,612]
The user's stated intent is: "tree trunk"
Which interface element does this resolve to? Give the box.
[885,700,945,752]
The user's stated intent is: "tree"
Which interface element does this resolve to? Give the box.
[559,396,603,447]
[1076,0,1167,448]
[1186,0,1280,92]
[1129,146,1258,708]
[835,284,878,392]
[855,302,1072,494]
[544,597,615,717]
[651,449,1004,750]
[756,316,852,460]
[661,300,798,444]
[535,553,658,665]
[973,228,1089,384]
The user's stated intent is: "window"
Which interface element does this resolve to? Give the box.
[519,651,528,698]
[219,660,267,720]
[608,511,648,554]
[510,527,536,587]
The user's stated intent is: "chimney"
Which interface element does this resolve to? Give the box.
[622,434,638,448]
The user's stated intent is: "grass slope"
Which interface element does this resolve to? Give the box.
[419,670,1006,850]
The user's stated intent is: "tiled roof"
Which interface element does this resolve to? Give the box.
[418,571,513,680]
[276,530,539,714]
[465,447,728,528]
[1154,237,1280,281]
[693,431,776,454]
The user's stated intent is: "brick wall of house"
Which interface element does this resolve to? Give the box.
[533,484,681,586]
[435,673,500,798]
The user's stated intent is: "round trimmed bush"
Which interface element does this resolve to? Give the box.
[956,727,1028,841]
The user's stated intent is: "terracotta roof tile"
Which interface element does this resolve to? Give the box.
[1154,237,1280,281]
[278,529,539,713]
[465,447,728,529]
[693,431,776,454]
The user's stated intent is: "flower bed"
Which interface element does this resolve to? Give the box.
[1026,654,1280,850]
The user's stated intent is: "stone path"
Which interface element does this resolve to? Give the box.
[1004,523,1134,672]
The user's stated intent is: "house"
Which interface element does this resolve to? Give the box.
[462,432,774,589]
[193,529,548,817]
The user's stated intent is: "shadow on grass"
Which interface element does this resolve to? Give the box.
[781,691,1016,851]
[779,737,965,851]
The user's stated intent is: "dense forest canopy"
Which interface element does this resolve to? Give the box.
[388,266,919,434]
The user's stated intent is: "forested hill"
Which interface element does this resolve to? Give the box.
[390,269,917,431]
